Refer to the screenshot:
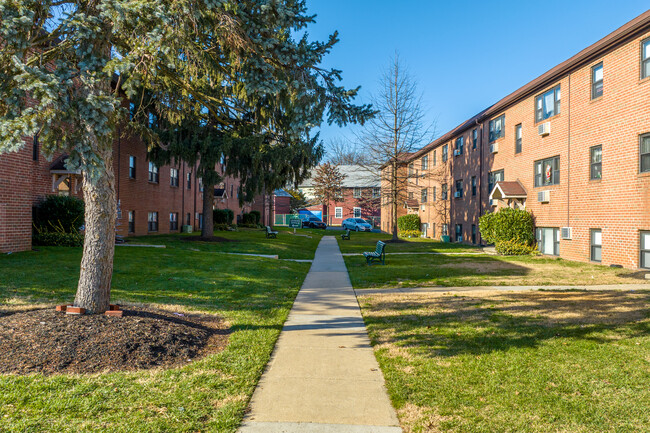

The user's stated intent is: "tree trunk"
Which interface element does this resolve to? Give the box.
[201,183,215,238]
[74,147,116,314]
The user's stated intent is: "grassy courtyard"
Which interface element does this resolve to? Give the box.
[0,229,319,432]
[337,231,481,254]
[340,236,649,289]
[358,289,650,433]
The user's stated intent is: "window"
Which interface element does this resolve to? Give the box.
[198,213,203,229]
[170,168,179,187]
[129,156,136,179]
[442,224,448,236]
[373,187,380,198]
[641,134,650,173]
[535,85,561,122]
[515,124,522,154]
[536,227,560,256]
[433,150,437,166]
[590,229,602,262]
[442,144,448,162]
[199,178,204,192]
[33,133,39,161]
[408,163,415,177]
[353,187,362,198]
[148,162,158,183]
[489,114,505,142]
[534,156,560,187]
[421,188,428,203]
[187,172,192,189]
[455,224,463,242]
[455,180,463,198]
[455,137,464,155]
[421,155,429,170]
[441,183,448,200]
[471,176,477,196]
[488,169,504,193]
[472,128,478,149]
[147,212,158,232]
[642,38,650,79]
[641,231,650,269]
[186,213,191,226]
[591,62,603,99]
[471,224,477,244]
[170,212,178,231]
[590,145,602,180]
[128,211,135,233]
[432,186,437,201]
[353,207,361,218]
[408,191,414,200]
[335,207,342,219]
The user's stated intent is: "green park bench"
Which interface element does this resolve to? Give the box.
[341,229,351,240]
[265,225,278,239]
[363,240,386,265]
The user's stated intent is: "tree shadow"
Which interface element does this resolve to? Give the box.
[364,290,650,358]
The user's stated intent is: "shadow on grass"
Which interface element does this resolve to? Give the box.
[364,290,650,358]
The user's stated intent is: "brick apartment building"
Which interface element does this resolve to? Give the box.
[382,10,650,269]
[300,165,381,226]
[0,124,256,253]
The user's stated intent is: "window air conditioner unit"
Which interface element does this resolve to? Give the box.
[421,205,426,211]
[561,227,572,240]
[490,199,498,207]
[489,142,498,154]
[538,122,551,136]
[454,191,462,198]
[537,190,550,203]
[454,149,462,157]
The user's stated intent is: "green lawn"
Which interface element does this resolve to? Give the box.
[128,227,325,260]
[337,232,482,254]
[344,253,650,289]
[358,290,650,433]
[0,231,318,432]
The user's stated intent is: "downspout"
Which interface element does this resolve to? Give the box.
[567,74,571,228]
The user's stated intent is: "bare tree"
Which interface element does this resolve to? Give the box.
[355,54,434,240]
[311,163,346,225]
[326,137,360,165]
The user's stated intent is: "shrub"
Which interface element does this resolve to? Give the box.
[33,195,84,233]
[479,208,535,255]
[33,231,84,247]
[397,214,420,233]
[237,223,259,229]
[249,210,261,225]
[214,224,236,231]
[398,229,421,238]
[241,213,256,225]
[214,208,234,224]
[495,239,539,256]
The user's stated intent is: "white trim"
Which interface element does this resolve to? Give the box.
[353,207,361,218]
[335,207,342,219]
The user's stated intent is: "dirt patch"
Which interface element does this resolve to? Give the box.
[0,306,228,375]
[397,402,454,433]
[181,236,238,243]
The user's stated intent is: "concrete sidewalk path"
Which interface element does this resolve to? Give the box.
[239,236,402,433]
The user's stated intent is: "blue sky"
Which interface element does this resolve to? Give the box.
[306,1,649,155]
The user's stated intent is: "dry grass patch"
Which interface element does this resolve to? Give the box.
[360,289,650,433]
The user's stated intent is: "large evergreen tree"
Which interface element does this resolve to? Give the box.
[1,1,372,313]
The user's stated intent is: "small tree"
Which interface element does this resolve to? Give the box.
[479,208,536,255]
[286,188,309,213]
[311,163,346,225]
[355,54,434,240]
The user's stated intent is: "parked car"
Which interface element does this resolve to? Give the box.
[342,218,373,232]
[302,216,327,229]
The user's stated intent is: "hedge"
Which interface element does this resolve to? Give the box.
[479,207,536,256]
[33,231,84,247]
[33,195,84,233]
[397,214,420,233]
[249,210,261,225]
[214,208,234,224]
[241,213,256,225]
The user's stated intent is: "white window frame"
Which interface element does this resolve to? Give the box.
[353,187,362,198]
[335,207,342,219]
[641,231,650,269]
[353,207,361,218]
[590,229,602,262]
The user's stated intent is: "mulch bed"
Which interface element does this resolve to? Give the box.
[0,306,229,375]
[181,236,239,243]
